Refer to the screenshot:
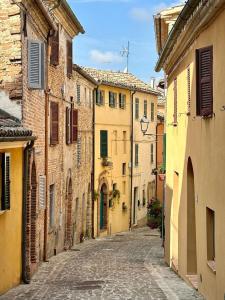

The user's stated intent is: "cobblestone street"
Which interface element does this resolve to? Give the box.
[1,227,204,300]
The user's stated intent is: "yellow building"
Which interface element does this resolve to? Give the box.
[155,2,225,299]
[83,68,158,236]
[0,110,34,294]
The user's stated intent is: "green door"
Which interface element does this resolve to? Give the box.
[100,190,104,229]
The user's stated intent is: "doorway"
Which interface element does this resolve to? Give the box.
[133,187,138,225]
[100,184,107,230]
[187,158,197,274]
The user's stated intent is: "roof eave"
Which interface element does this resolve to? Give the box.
[61,0,85,34]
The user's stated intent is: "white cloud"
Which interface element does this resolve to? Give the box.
[130,7,151,23]
[90,49,123,64]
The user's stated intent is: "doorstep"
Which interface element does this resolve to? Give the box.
[186,274,200,290]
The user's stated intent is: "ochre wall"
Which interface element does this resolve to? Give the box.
[0,147,23,295]
[165,8,225,300]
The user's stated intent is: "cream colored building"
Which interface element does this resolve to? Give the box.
[83,68,158,236]
[154,2,225,299]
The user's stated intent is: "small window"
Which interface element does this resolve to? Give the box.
[100,130,108,158]
[96,90,105,106]
[122,163,126,175]
[122,181,126,195]
[135,144,139,166]
[206,207,215,261]
[113,183,117,191]
[151,102,155,122]
[144,100,147,117]
[119,93,126,109]
[28,40,45,89]
[123,131,127,154]
[50,102,59,145]
[109,92,117,108]
[49,184,55,228]
[135,98,139,120]
[0,153,10,211]
[72,109,78,142]
[77,84,81,104]
[151,143,154,164]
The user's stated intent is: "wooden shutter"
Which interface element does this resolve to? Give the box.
[187,66,191,114]
[109,92,113,107]
[50,30,59,66]
[144,100,147,117]
[67,40,73,78]
[151,103,155,122]
[196,46,213,116]
[174,78,177,124]
[66,107,71,144]
[2,153,10,210]
[100,130,108,158]
[28,40,42,89]
[50,102,59,145]
[72,109,78,142]
[135,144,139,166]
[135,99,139,119]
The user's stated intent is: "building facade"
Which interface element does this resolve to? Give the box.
[155,2,225,299]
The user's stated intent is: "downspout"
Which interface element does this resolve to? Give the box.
[43,30,54,261]
[91,86,98,238]
[129,90,136,229]
[22,140,34,284]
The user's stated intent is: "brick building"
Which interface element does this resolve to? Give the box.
[0,0,95,290]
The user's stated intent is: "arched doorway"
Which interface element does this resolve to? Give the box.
[65,179,73,249]
[187,158,197,274]
[100,184,108,230]
[30,161,37,264]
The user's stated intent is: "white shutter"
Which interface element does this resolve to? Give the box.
[39,175,46,209]
[28,40,45,89]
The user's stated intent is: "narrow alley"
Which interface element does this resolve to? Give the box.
[1,228,203,300]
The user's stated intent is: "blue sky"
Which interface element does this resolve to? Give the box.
[68,0,183,83]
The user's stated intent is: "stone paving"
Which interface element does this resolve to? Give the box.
[1,227,204,300]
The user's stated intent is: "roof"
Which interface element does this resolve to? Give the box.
[73,64,98,86]
[158,97,166,106]
[0,110,33,139]
[82,67,159,95]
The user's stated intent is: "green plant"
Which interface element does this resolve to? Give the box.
[147,198,162,233]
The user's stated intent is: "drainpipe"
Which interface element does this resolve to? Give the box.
[22,140,35,284]
[43,30,54,261]
[129,90,136,229]
[91,87,97,238]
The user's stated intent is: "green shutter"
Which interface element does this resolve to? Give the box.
[100,130,108,158]
[2,153,10,210]
[135,144,138,166]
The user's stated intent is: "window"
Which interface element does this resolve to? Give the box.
[50,102,59,145]
[135,98,139,119]
[119,93,126,109]
[151,102,155,122]
[196,46,213,117]
[135,144,139,166]
[49,184,55,228]
[84,88,87,105]
[122,181,126,195]
[0,153,10,211]
[122,163,126,175]
[151,143,154,164]
[89,89,92,108]
[66,104,78,144]
[67,40,72,78]
[113,183,117,191]
[50,30,59,66]
[28,40,45,89]
[109,92,117,108]
[187,66,191,114]
[123,131,127,154]
[173,78,177,124]
[100,130,108,158]
[144,100,147,117]
[66,107,71,144]
[96,90,105,106]
[77,84,81,104]
[206,207,215,261]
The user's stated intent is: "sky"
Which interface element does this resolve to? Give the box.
[67,0,184,83]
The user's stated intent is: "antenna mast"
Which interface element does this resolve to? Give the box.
[120,41,130,73]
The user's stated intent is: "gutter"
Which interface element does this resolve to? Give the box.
[0,136,35,142]
[36,0,58,32]
[129,90,136,229]
[155,0,201,72]
[22,140,35,284]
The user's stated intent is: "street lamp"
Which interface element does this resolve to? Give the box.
[140,115,150,135]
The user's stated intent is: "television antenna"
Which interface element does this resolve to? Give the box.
[120,41,130,73]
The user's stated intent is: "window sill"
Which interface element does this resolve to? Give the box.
[0,210,6,216]
[207,260,216,274]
